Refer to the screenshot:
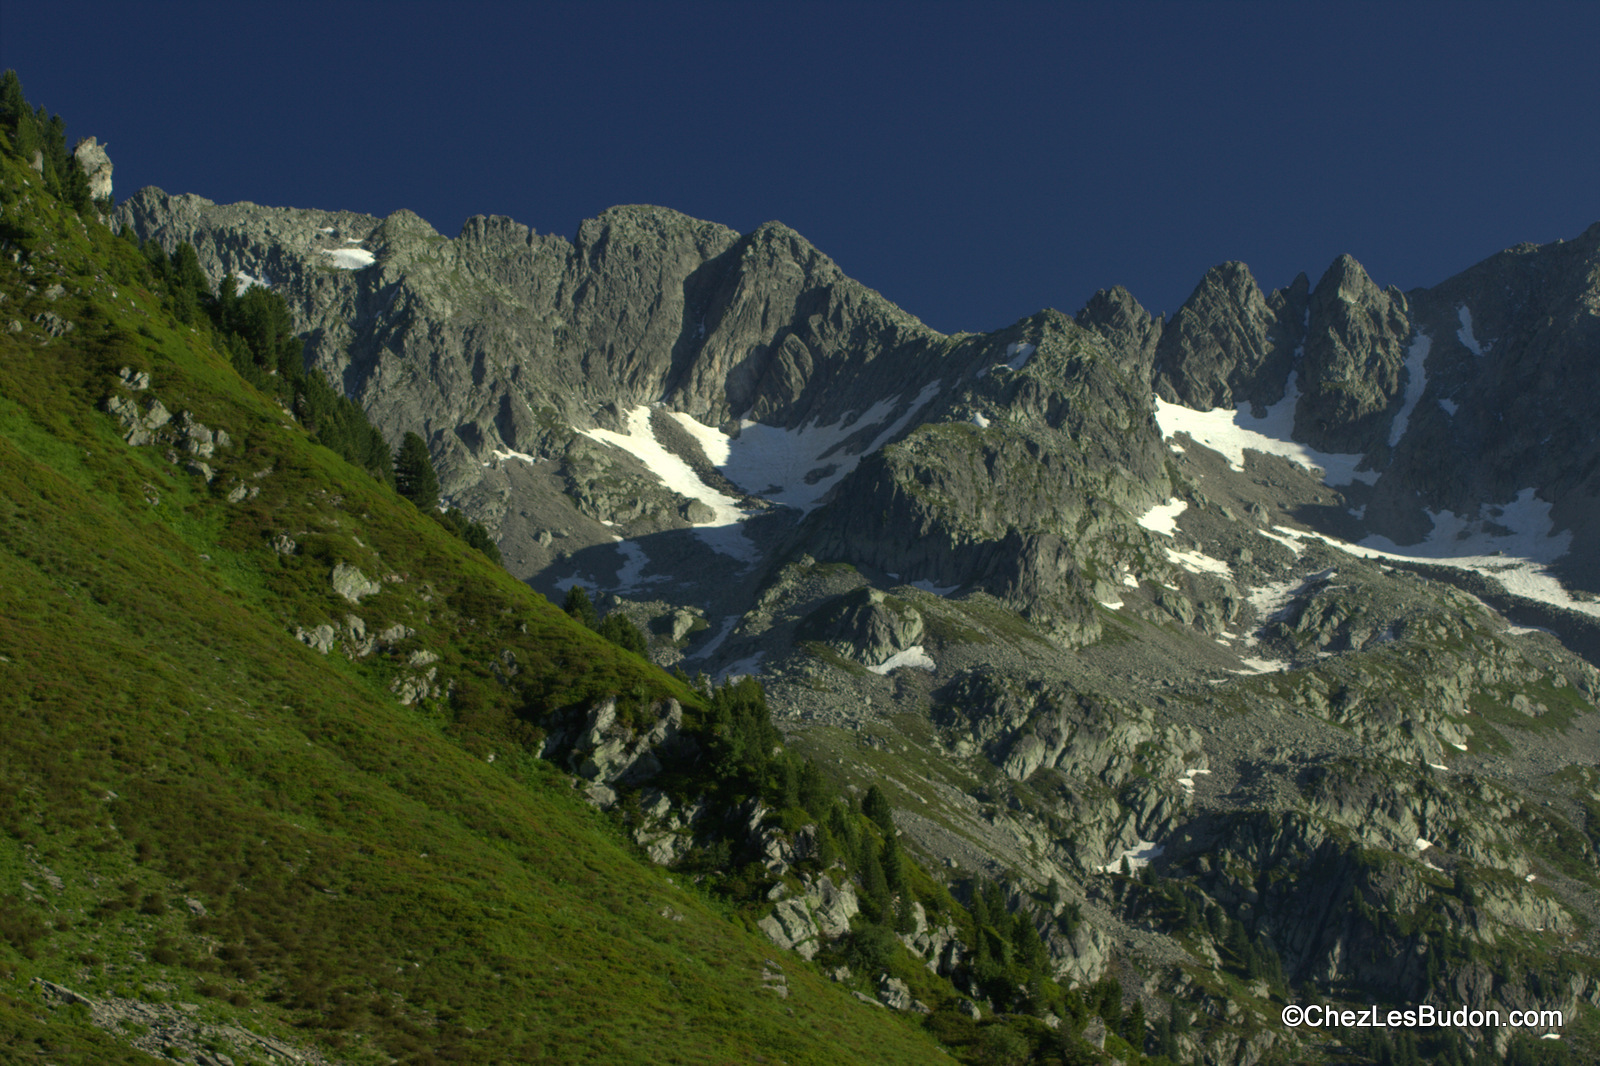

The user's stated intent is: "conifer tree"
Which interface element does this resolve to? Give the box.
[882,833,908,896]
[394,432,439,512]
[597,611,647,656]
[797,758,828,819]
[863,783,895,838]
[562,586,600,630]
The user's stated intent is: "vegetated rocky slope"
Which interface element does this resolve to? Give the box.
[117,181,1600,1063]
[0,149,981,1064]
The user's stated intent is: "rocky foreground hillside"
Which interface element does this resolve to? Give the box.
[104,162,1600,1065]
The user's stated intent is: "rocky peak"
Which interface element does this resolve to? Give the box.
[1151,260,1294,411]
[1074,285,1163,380]
[1295,252,1412,454]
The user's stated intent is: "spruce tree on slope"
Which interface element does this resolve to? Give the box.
[395,432,438,512]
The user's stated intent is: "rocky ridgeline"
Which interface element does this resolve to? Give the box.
[1077,226,1600,580]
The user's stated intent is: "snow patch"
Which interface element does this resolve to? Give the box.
[230,269,269,293]
[970,411,991,428]
[909,579,960,596]
[1413,837,1432,851]
[1003,341,1036,370]
[1264,496,1598,620]
[1456,306,1486,355]
[688,615,740,661]
[615,540,669,592]
[675,382,941,514]
[1387,332,1432,447]
[717,653,764,682]
[1155,373,1379,486]
[1121,573,1140,589]
[1137,498,1188,536]
[1257,528,1305,555]
[868,645,936,674]
[583,407,755,562]
[321,247,375,270]
[1163,546,1232,577]
[1438,398,1459,416]
[1098,840,1164,873]
[1234,657,1290,675]
[491,447,539,465]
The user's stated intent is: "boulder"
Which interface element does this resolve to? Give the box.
[796,587,923,667]
[331,562,380,603]
[295,624,336,654]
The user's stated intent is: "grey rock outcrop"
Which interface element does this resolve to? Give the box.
[34,978,330,1066]
[103,394,171,446]
[796,587,923,667]
[756,874,860,959]
[295,623,337,654]
[73,136,113,200]
[542,698,698,804]
[330,562,380,604]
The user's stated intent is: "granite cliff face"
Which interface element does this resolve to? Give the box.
[117,187,1600,1062]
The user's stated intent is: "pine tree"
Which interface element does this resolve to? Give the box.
[0,70,28,136]
[797,758,828,819]
[562,586,600,630]
[863,784,895,838]
[882,833,907,896]
[394,432,439,512]
[970,882,991,941]
[1120,1000,1146,1048]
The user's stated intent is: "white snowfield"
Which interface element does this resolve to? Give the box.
[693,381,943,513]
[1267,490,1599,620]
[1154,373,1378,487]
[868,645,936,674]
[1137,498,1188,536]
[574,386,943,574]
[230,269,269,293]
[1387,333,1432,447]
[1457,305,1489,355]
[1156,386,1595,623]
[1136,499,1230,575]
[321,246,375,269]
[1098,840,1164,873]
[975,341,1035,379]
[582,407,756,562]
[1163,546,1232,577]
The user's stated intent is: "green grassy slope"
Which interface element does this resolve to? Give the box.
[0,150,953,1064]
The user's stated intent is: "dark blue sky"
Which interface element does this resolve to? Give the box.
[6,1,1596,334]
